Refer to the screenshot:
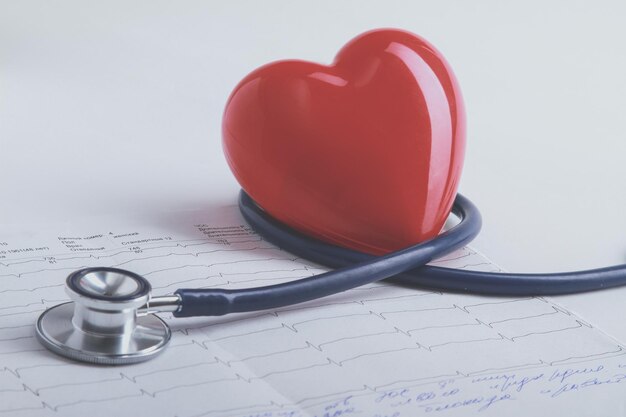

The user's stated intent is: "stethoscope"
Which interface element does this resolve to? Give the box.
[35,190,626,365]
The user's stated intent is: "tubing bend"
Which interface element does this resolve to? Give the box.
[173,190,481,318]
[229,190,626,297]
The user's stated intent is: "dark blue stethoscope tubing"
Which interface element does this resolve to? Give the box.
[241,190,626,296]
[173,190,626,318]
[173,190,481,317]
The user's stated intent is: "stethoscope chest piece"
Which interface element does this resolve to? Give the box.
[36,268,171,365]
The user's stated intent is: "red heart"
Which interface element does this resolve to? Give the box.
[223,29,465,254]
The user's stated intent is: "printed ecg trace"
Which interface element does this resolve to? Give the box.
[0,210,625,417]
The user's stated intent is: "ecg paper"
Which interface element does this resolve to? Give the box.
[1,206,625,417]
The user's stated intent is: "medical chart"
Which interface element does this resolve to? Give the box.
[0,206,624,417]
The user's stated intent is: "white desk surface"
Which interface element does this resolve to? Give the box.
[2,1,625,341]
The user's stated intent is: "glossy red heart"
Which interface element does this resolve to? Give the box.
[223,29,465,254]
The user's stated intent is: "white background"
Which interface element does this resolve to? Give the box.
[1,1,626,339]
